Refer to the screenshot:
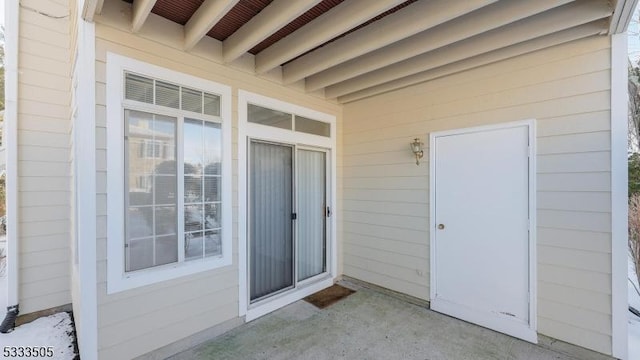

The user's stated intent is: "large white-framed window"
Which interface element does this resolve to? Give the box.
[106,53,232,293]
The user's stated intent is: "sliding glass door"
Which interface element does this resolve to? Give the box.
[249,140,328,303]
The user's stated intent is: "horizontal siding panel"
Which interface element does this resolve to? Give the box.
[537,209,611,232]
[537,172,610,192]
[20,248,69,268]
[19,220,69,238]
[18,100,69,120]
[17,233,70,253]
[537,111,610,137]
[18,52,69,78]
[99,270,237,328]
[537,131,610,155]
[538,316,611,356]
[537,191,610,212]
[20,177,69,192]
[536,227,611,253]
[344,232,429,258]
[18,114,70,133]
[538,246,610,274]
[343,137,426,155]
[19,205,70,222]
[538,263,610,294]
[21,276,70,301]
[19,69,71,91]
[99,286,237,348]
[343,210,427,232]
[99,302,238,360]
[20,8,69,34]
[20,192,70,207]
[20,291,70,315]
[539,298,611,336]
[20,262,70,283]
[344,222,427,245]
[343,243,428,273]
[19,161,70,177]
[537,151,610,173]
[343,199,429,217]
[538,281,610,315]
[18,146,69,162]
[343,176,428,190]
[343,264,428,300]
[344,252,427,288]
[19,37,68,63]
[343,151,415,167]
[343,163,428,178]
[342,188,428,203]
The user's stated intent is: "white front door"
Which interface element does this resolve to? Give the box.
[430,121,536,343]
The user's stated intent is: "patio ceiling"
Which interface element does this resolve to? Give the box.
[85,0,636,103]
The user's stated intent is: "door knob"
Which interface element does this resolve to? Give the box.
[437,224,445,230]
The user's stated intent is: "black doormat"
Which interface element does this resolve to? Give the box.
[304,285,355,309]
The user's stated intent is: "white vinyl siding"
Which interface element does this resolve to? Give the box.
[94,2,342,358]
[17,0,73,314]
[342,36,613,355]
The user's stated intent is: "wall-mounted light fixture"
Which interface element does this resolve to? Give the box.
[410,138,424,165]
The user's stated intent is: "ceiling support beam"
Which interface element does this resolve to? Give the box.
[338,21,607,103]
[184,0,239,51]
[132,0,157,33]
[255,0,407,75]
[305,0,572,92]
[325,0,612,99]
[282,0,496,85]
[223,0,322,63]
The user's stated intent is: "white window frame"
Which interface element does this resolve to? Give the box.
[106,53,232,294]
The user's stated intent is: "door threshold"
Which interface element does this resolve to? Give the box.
[246,277,333,322]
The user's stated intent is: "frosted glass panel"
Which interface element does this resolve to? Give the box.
[250,141,294,301]
[248,104,292,130]
[297,150,326,281]
[295,116,330,137]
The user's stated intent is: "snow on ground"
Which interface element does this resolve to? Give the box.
[0,312,76,360]
[629,253,640,359]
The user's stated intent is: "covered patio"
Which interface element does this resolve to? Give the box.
[168,281,611,360]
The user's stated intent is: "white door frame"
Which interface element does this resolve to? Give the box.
[238,90,337,321]
[429,119,537,343]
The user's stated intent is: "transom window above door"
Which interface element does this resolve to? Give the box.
[107,53,232,294]
[248,103,330,137]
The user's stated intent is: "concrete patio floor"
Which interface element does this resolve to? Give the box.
[169,280,612,360]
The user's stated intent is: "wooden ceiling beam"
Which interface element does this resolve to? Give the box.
[325,0,612,99]
[338,21,607,103]
[132,0,158,33]
[255,0,407,75]
[184,0,240,51]
[305,0,573,92]
[282,0,496,85]
[223,0,322,63]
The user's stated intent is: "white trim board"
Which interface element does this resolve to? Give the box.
[105,52,233,293]
[429,119,537,344]
[610,32,628,360]
[237,90,338,320]
[74,3,99,357]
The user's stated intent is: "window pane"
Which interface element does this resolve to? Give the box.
[204,93,220,116]
[295,116,330,137]
[125,109,178,272]
[204,176,220,202]
[128,207,153,239]
[182,87,203,113]
[204,122,222,175]
[155,81,180,109]
[204,230,221,257]
[154,175,176,204]
[248,104,292,129]
[185,232,204,260]
[184,119,203,174]
[184,205,203,232]
[155,206,177,236]
[204,203,220,229]
[125,73,153,103]
[184,176,202,203]
[126,238,154,272]
[156,235,178,266]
